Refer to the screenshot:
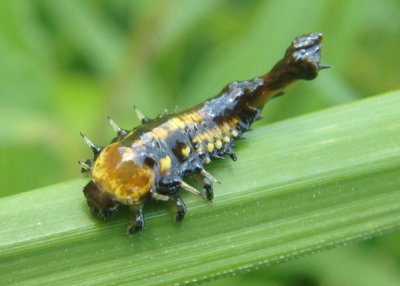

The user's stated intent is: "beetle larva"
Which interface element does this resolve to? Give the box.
[79,32,327,234]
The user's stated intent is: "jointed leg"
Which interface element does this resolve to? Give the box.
[174,196,186,223]
[191,172,215,202]
[203,179,214,202]
[151,192,187,223]
[127,204,144,235]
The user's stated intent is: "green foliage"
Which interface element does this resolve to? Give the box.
[1,92,400,285]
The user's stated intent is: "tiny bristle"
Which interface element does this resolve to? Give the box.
[133,105,149,123]
[201,169,221,184]
[180,182,202,196]
[319,64,331,70]
[80,132,102,156]
[107,115,121,133]
[214,154,226,160]
[78,160,91,170]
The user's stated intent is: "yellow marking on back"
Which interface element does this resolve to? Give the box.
[192,137,201,145]
[214,139,222,149]
[160,155,172,175]
[181,145,191,157]
[219,124,229,134]
[191,113,202,122]
[151,126,169,139]
[206,142,214,153]
[150,116,193,140]
[231,130,238,137]
[202,132,213,143]
[210,129,220,140]
[223,136,230,143]
[178,111,205,126]
[224,122,233,131]
[171,117,185,129]
[179,114,195,124]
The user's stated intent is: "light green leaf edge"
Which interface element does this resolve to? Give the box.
[1,91,400,285]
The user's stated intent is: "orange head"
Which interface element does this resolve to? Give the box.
[90,142,155,205]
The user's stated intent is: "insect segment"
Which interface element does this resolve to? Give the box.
[79,32,327,234]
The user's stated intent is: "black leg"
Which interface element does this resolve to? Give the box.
[203,179,214,202]
[83,181,119,219]
[191,172,215,202]
[174,196,186,223]
[151,192,187,223]
[227,147,237,161]
[127,204,145,235]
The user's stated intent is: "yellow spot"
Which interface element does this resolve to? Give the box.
[220,124,229,134]
[231,130,238,137]
[206,142,214,153]
[215,139,222,149]
[191,113,202,122]
[171,117,185,129]
[181,145,190,157]
[165,122,178,132]
[151,126,169,139]
[195,146,203,153]
[192,137,201,144]
[160,155,171,174]
[205,157,211,164]
[179,114,194,124]
[209,129,219,139]
[203,133,213,143]
[223,136,230,143]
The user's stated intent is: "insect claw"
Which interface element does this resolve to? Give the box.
[201,169,221,184]
[133,105,149,123]
[227,148,237,161]
[204,181,214,201]
[180,181,202,196]
[80,132,102,157]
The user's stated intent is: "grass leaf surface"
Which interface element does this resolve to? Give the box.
[1,91,400,285]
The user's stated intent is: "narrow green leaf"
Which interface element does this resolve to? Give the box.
[1,91,400,285]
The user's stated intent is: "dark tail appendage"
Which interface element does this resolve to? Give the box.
[252,32,328,107]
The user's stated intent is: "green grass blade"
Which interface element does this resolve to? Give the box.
[1,91,400,285]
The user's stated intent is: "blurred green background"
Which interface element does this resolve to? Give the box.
[0,0,399,285]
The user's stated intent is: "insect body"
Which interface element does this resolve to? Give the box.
[80,32,327,234]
